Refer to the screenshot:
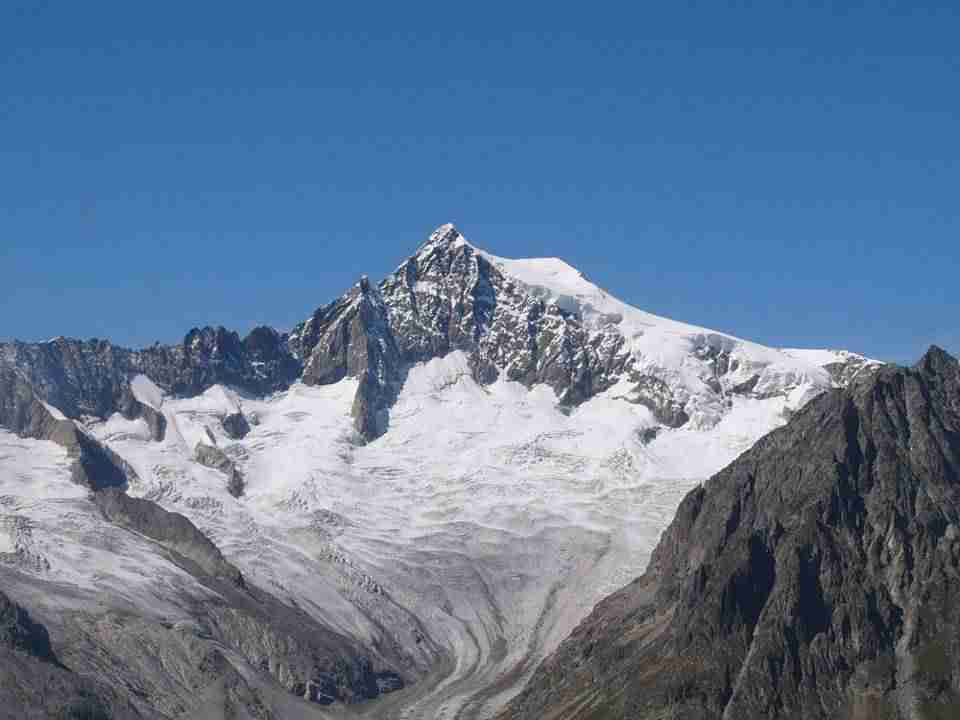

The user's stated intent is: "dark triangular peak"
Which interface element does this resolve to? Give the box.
[380,223,499,363]
[502,348,960,720]
[414,221,467,252]
[915,343,960,376]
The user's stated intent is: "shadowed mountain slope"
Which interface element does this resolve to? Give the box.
[500,346,960,720]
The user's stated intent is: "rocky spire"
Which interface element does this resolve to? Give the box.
[418,222,465,252]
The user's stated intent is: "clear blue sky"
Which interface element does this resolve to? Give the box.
[2,2,957,364]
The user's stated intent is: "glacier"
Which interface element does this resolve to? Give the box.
[0,225,879,719]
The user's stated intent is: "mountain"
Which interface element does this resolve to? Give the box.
[499,347,960,720]
[0,225,879,719]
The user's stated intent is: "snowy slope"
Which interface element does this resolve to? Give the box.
[486,248,846,429]
[0,225,880,719]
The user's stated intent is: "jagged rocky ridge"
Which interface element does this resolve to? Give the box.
[0,325,298,427]
[1,225,879,444]
[500,347,960,720]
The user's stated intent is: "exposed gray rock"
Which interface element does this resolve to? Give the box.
[0,366,133,491]
[500,346,960,720]
[0,588,56,662]
[624,373,690,427]
[194,443,232,474]
[379,225,631,407]
[0,588,148,720]
[221,411,251,440]
[62,424,134,491]
[823,351,883,387]
[0,365,62,440]
[195,442,245,498]
[199,598,405,706]
[51,592,402,719]
[118,387,166,441]
[0,325,301,427]
[294,276,401,440]
[93,488,244,585]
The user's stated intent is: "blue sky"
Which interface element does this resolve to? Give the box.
[2,1,957,364]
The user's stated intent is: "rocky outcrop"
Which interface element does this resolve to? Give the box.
[221,410,251,439]
[201,597,405,706]
[0,366,133,491]
[623,373,690,427]
[0,589,56,663]
[62,424,134,491]
[93,489,244,585]
[501,346,960,720]
[118,387,166,441]
[822,349,883,387]
[195,442,245,497]
[293,276,401,439]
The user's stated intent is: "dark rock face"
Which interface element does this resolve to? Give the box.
[194,442,245,498]
[221,411,251,440]
[0,366,133,491]
[0,338,137,421]
[93,488,244,585]
[288,224,635,440]
[118,387,166,442]
[168,325,297,398]
[0,589,144,720]
[0,589,56,663]
[0,325,301,429]
[294,277,402,439]
[63,425,133,491]
[199,594,406,707]
[379,225,631,406]
[501,346,960,720]
[624,373,690,427]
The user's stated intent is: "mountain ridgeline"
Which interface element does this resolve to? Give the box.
[0,225,875,445]
[500,346,960,720]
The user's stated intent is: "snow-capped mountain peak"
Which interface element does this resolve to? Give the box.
[0,223,883,719]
